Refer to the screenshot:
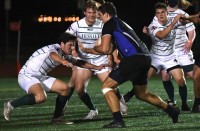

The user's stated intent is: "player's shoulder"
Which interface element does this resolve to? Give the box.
[49,43,60,51]
[77,18,85,24]
[53,43,60,47]
[73,17,89,28]
[176,9,188,15]
[148,20,162,35]
[169,9,188,17]
[149,16,159,25]
[69,18,84,27]
[149,20,159,27]
[70,20,80,28]
[175,9,185,13]
[93,19,104,27]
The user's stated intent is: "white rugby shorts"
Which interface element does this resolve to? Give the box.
[151,54,179,74]
[18,74,56,93]
[77,55,110,74]
[176,53,194,66]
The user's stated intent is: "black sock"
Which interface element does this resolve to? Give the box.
[123,88,135,103]
[79,92,95,110]
[194,98,200,105]
[113,111,123,122]
[66,87,75,101]
[179,85,187,105]
[163,80,174,102]
[53,94,68,118]
[11,94,36,108]
[115,87,122,100]
[61,88,75,116]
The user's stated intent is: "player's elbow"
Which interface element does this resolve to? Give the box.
[102,48,113,55]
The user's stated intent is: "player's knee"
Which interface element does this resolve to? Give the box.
[67,80,75,88]
[102,87,113,95]
[60,85,70,96]
[76,88,85,96]
[176,77,186,86]
[134,90,148,100]
[35,93,47,103]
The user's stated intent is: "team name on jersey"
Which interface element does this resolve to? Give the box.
[81,33,101,40]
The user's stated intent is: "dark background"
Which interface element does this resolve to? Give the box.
[0,0,199,76]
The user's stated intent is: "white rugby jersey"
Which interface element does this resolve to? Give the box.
[19,44,71,76]
[168,9,195,55]
[148,17,181,58]
[65,17,104,59]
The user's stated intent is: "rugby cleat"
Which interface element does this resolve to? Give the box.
[51,117,73,125]
[119,96,128,115]
[191,104,200,113]
[169,106,180,123]
[83,109,98,119]
[181,104,191,111]
[3,101,14,121]
[103,120,126,128]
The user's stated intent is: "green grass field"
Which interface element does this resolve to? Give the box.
[0,76,200,131]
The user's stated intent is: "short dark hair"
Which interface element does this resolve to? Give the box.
[94,0,105,5]
[99,2,117,16]
[154,2,167,12]
[83,0,98,12]
[57,32,77,44]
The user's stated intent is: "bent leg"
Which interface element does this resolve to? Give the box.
[161,70,175,104]
[66,66,77,99]
[51,79,70,118]
[102,77,120,112]
[193,65,200,98]
[169,68,190,110]
[134,84,180,123]
[192,65,200,112]
[75,68,96,110]
[134,84,167,109]
[101,77,125,123]
[11,83,45,108]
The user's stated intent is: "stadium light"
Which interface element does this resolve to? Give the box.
[36,15,79,23]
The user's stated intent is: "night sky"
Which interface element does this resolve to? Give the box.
[1,0,159,29]
[0,0,197,61]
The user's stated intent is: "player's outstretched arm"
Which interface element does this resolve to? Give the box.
[73,59,106,70]
[50,52,73,67]
[181,12,200,23]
